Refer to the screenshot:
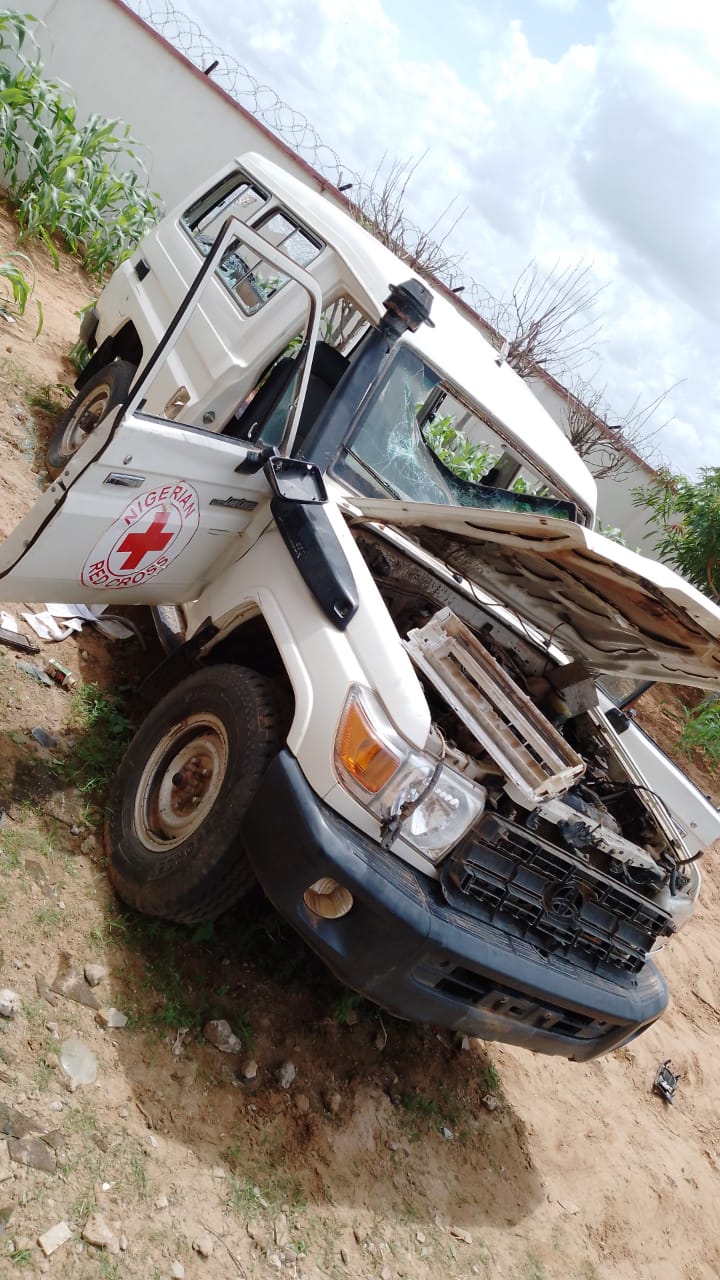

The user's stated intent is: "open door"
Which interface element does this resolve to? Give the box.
[0,218,322,606]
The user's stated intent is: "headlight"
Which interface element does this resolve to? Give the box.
[335,686,485,863]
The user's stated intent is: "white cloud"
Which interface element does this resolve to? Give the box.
[177,0,720,478]
[536,0,579,11]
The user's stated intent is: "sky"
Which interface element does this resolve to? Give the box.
[158,0,719,477]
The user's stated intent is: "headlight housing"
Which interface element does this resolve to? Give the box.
[335,686,485,862]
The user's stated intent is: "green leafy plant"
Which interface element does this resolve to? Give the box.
[423,412,498,482]
[0,10,162,277]
[675,696,720,763]
[633,466,720,600]
[52,681,133,799]
[422,411,530,493]
[0,250,42,332]
[597,519,627,546]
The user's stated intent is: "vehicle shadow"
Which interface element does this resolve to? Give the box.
[0,618,544,1263]
[97,888,544,1238]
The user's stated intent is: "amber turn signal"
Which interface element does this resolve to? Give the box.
[335,693,401,793]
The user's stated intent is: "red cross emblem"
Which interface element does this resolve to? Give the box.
[115,510,174,570]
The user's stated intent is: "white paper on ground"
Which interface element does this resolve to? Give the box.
[46,601,134,641]
[0,610,18,632]
[22,610,80,641]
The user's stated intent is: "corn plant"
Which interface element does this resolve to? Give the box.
[0,249,41,333]
[676,696,720,764]
[0,9,162,277]
[423,412,499,482]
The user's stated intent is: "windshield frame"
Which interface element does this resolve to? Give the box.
[328,343,578,522]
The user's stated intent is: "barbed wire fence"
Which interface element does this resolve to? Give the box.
[126,0,357,188]
[123,0,489,311]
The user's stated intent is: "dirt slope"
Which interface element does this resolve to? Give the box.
[0,217,719,1280]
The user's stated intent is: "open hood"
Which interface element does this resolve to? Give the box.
[340,496,720,689]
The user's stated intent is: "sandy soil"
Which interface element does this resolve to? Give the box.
[0,215,719,1280]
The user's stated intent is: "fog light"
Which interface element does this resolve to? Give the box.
[303,877,354,919]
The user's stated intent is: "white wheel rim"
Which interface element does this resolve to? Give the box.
[63,385,112,453]
[134,713,229,852]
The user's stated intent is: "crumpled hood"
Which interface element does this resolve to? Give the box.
[341,497,720,689]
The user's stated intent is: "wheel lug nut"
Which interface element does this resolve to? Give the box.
[172,772,184,786]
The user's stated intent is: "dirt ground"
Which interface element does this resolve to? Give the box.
[1,210,720,1280]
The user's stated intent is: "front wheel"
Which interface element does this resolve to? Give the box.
[106,665,283,923]
[47,359,135,473]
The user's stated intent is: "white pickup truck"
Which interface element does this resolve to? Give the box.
[4,152,720,1061]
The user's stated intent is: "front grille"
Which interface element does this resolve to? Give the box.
[442,812,672,976]
[414,960,619,1041]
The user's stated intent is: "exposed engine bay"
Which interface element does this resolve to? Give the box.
[356,525,699,979]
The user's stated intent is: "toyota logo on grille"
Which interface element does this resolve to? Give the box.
[546,881,586,921]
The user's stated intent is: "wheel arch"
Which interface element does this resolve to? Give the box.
[204,613,296,739]
[75,322,143,391]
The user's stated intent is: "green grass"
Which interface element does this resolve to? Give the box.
[9,1248,33,1266]
[481,1061,501,1093]
[331,988,366,1024]
[26,381,72,418]
[51,681,133,801]
[34,903,62,935]
[116,912,253,1044]
[0,828,23,870]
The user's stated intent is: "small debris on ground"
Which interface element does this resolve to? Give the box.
[84,963,107,988]
[59,1038,98,1085]
[0,988,22,1018]
[96,1006,128,1029]
[277,1060,297,1089]
[654,1059,681,1104]
[8,1135,57,1174]
[0,1104,36,1139]
[557,1198,581,1215]
[81,1211,120,1254]
[450,1226,473,1244]
[203,1018,244,1053]
[482,1093,499,1112]
[50,952,101,1009]
[192,1232,215,1258]
[38,1220,73,1256]
[16,659,52,686]
[31,725,58,750]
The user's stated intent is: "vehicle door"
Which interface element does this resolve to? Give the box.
[0,219,321,606]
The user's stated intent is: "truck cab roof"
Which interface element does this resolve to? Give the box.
[234,151,598,524]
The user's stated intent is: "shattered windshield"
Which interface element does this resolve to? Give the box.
[332,346,577,520]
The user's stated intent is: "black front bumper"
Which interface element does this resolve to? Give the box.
[242,751,668,1061]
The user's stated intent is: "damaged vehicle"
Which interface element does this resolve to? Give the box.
[3,153,720,1060]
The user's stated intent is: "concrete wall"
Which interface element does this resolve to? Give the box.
[529,375,659,554]
[26,0,336,208]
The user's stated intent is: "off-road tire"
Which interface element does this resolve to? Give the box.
[47,360,135,473]
[106,664,283,923]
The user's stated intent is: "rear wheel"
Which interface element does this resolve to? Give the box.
[106,664,283,923]
[47,359,135,473]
